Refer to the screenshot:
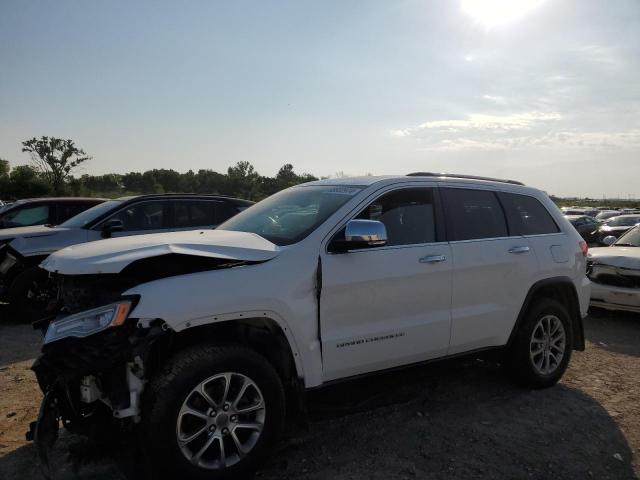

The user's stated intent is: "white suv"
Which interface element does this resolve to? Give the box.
[29,173,590,479]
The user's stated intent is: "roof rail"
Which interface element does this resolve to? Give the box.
[406,172,524,186]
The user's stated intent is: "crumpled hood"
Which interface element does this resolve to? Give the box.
[588,247,640,270]
[41,229,281,275]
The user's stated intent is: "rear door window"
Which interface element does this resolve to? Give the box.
[498,193,559,235]
[174,200,216,228]
[441,188,508,241]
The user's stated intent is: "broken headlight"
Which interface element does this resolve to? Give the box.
[44,301,132,345]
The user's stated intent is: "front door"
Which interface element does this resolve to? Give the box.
[320,186,452,382]
[99,200,170,238]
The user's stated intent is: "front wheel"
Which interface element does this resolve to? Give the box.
[507,298,573,388]
[142,344,286,480]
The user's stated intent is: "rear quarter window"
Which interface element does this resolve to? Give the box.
[498,192,560,235]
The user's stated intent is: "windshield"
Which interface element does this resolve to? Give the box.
[615,227,640,247]
[59,200,123,228]
[218,185,363,245]
[605,215,640,227]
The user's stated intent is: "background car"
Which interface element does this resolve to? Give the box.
[0,193,253,319]
[562,207,599,217]
[588,225,640,313]
[596,214,640,243]
[565,215,601,244]
[595,210,621,221]
[0,197,105,229]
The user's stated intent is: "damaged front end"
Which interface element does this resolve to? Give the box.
[588,259,640,312]
[27,289,170,477]
[27,252,262,475]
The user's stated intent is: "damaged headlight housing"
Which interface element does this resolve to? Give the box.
[44,301,132,344]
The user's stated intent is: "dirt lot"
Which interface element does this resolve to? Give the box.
[0,309,638,480]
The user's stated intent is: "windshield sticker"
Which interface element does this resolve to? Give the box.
[323,187,361,196]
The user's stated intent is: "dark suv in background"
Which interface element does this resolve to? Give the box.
[0,197,105,229]
[0,193,252,319]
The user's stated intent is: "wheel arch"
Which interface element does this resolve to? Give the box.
[508,277,585,351]
[147,315,307,418]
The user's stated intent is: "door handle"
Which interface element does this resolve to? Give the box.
[508,245,530,254]
[419,254,447,263]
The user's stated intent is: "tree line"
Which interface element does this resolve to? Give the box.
[0,137,318,201]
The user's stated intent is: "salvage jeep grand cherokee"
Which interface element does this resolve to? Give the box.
[29,173,590,479]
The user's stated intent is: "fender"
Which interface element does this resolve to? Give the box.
[132,304,307,382]
[507,276,585,351]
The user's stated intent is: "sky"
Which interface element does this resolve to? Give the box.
[1,0,639,198]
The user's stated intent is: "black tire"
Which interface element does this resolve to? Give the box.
[7,266,55,323]
[141,343,286,480]
[507,298,573,388]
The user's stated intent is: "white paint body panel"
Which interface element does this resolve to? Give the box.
[447,236,538,354]
[320,242,452,381]
[42,176,591,388]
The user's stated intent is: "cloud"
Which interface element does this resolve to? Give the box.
[391,111,562,137]
[391,111,640,152]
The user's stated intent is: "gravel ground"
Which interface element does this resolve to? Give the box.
[0,308,638,480]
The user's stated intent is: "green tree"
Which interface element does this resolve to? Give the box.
[227,161,260,199]
[21,136,92,195]
[0,158,9,178]
[7,165,50,198]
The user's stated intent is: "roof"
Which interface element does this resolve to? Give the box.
[302,176,397,187]
[10,197,106,205]
[302,173,531,190]
[113,193,253,204]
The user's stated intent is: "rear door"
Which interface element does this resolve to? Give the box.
[442,187,538,354]
[171,199,240,231]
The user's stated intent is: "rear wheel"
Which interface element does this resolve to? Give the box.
[507,298,573,388]
[142,344,285,480]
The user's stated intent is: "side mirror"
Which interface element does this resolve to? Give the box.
[330,219,387,253]
[602,235,616,246]
[101,219,124,238]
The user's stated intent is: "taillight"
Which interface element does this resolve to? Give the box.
[579,241,588,257]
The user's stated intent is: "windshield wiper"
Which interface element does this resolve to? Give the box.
[614,243,637,247]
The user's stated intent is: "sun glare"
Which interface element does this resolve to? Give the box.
[461,0,546,29]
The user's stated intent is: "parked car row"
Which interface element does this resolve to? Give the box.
[0,193,253,319]
[565,213,640,246]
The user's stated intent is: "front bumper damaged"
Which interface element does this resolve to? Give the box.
[27,318,168,474]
